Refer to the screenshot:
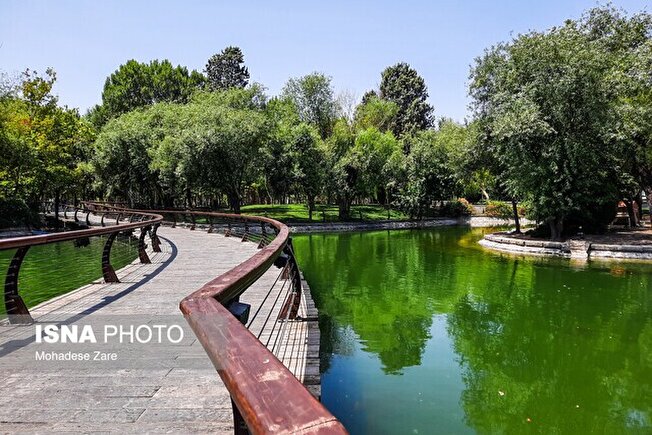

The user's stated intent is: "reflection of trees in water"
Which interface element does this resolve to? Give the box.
[295,229,470,374]
[318,315,358,374]
[296,227,652,432]
[446,261,652,433]
[371,315,432,374]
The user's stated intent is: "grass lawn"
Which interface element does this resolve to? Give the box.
[240,204,409,223]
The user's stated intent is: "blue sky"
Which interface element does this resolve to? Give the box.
[1,1,649,122]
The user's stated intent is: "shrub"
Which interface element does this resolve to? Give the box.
[440,198,474,217]
[485,201,513,218]
[485,200,529,219]
[0,198,40,229]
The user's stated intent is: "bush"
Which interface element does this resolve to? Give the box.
[0,198,40,229]
[485,200,528,219]
[440,198,474,217]
[485,201,513,218]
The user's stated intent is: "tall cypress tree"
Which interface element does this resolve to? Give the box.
[379,63,434,138]
[205,46,250,91]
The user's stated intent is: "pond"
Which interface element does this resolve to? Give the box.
[293,227,652,434]
[0,234,139,316]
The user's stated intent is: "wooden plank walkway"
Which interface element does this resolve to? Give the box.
[0,226,320,433]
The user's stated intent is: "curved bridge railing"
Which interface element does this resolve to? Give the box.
[0,203,163,324]
[82,202,347,435]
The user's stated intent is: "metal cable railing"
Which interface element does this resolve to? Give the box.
[0,203,163,325]
[81,201,346,435]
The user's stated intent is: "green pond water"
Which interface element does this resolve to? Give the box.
[0,235,139,316]
[293,227,652,435]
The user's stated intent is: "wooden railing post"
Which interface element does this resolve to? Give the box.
[231,400,249,435]
[138,226,152,264]
[241,220,249,242]
[102,232,120,283]
[4,246,34,324]
[258,222,267,249]
[150,223,162,252]
[189,213,196,230]
[279,238,302,320]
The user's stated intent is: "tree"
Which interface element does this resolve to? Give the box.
[392,130,459,218]
[379,63,434,138]
[469,6,649,239]
[179,92,268,213]
[260,97,301,203]
[347,128,399,204]
[354,94,399,133]
[0,68,93,218]
[326,119,356,219]
[205,46,250,91]
[289,124,325,220]
[90,59,204,127]
[93,105,172,207]
[94,88,269,212]
[282,72,339,138]
[590,7,652,226]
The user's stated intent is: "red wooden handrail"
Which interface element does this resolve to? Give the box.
[1,204,163,324]
[82,202,348,434]
[0,210,162,250]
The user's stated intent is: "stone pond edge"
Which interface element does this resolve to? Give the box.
[479,232,652,261]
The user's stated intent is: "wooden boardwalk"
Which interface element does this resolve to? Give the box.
[0,226,320,433]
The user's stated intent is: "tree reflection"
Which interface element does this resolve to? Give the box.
[294,229,455,374]
[446,261,652,433]
[294,228,652,432]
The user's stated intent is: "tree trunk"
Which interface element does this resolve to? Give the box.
[338,196,351,220]
[308,196,315,221]
[378,187,387,206]
[185,188,192,210]
[511,199,521,234]
[645,188,652,228]
[549,218,563,241]
[481,187,490,202]
[228,192,241,214]
[624,199,639,227]
[53,192,60,229]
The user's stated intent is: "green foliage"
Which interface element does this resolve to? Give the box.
[379,62,434,137]
[205,46,250,91]
[93,88,268,211]
[90,59,204,127]
[349,128,399,200]
[484,200,524,218]
[353,94,398,132]
[93,104,176,206]
[439,198,474,217]
[282,72,339,138]
[469,6,652,238]
[260,97,301,201]
[288,123,325,219]
[0,198,40,228]
[324,119,357,218]
[392,130,461,218]
[0,68,94,207]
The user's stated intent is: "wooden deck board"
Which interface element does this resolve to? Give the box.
[0,227,320,433]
